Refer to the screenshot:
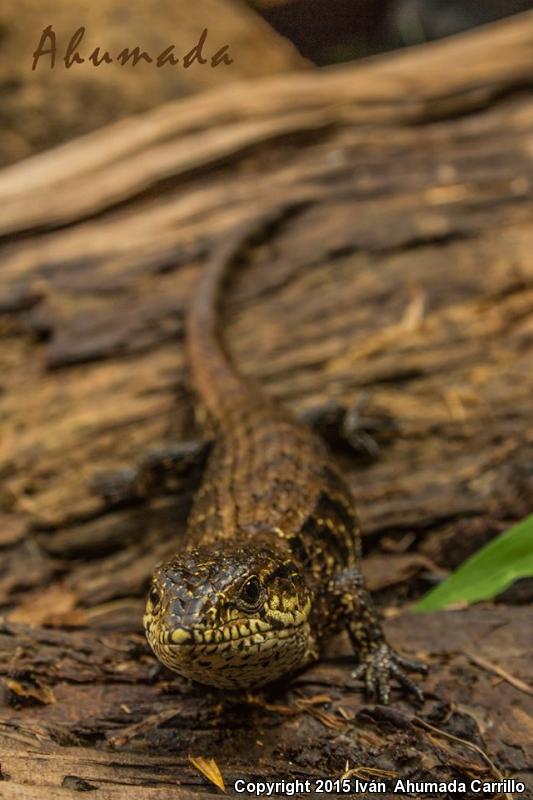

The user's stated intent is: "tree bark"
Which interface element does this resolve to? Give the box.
[1,12,533,799]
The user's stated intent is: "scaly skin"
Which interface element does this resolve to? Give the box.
[143,208,427,701]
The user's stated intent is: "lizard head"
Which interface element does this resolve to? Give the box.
[143,543,313,688]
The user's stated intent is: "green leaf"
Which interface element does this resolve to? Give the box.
[412,514,533,612]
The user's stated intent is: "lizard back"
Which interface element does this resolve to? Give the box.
[185,213,361,591]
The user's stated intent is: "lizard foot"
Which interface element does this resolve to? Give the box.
[92,467,141,507]
[303,395,398,460]
[92,440,210,508]
[351,643,427,704]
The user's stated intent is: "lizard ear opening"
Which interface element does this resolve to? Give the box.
[149,585,161,611]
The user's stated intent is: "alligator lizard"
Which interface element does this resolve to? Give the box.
[142,207,427,702]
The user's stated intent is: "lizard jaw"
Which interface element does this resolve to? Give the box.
[146,619,313,689]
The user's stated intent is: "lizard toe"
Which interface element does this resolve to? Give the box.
[354,644,426,704]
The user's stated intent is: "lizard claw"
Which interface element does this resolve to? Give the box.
[352,643,427,704]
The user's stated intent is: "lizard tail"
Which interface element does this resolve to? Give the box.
[186,206,296,419]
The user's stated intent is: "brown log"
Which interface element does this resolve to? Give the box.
[0,0,307,167]
[1,12,533,798]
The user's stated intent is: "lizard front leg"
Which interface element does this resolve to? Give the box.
[329,568,427,704]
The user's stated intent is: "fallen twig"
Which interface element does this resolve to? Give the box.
[465,652,533,697]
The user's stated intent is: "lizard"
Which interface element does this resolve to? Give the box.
[140,206,428,703]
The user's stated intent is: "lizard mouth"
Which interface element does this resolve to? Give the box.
[184,624,301,646]
[144,602,312,651]
[147,617,305,649]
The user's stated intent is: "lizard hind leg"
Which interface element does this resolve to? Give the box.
[93,439,211,508]
[329,568,427,704]
[302,395,399,460]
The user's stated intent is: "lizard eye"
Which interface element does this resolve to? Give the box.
[149,586,160,611]
[239,576,262,608]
